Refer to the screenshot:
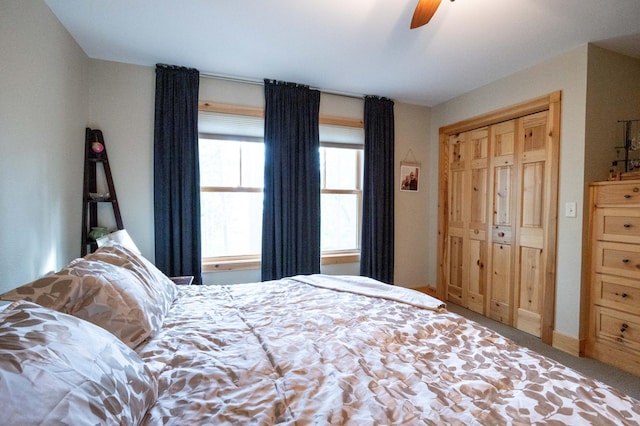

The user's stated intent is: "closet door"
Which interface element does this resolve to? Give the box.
[466,128,489,314]
[446,113,555,336]
[488,120,516,324]
[514,111,551,337]
[445,129,488,313]
[446,133,466,305]
[437,91,561,344]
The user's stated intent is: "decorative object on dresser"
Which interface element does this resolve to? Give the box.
[610,119,640,181]
[81,128,124,255]
[587,179,640,375]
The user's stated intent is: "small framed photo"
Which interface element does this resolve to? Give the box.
[400,162,420,192]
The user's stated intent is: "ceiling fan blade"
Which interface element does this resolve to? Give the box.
[410,0,442,29]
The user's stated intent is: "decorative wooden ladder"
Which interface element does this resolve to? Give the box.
[81,128,124,255]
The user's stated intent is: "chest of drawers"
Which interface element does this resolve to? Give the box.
[587,180,640,375]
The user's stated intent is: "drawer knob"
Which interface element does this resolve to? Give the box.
[621,323,629,332]
[498,232,505,237]
[621,293,628,298]
[624,224,632,228]
[622,258,630,263]
[624,194,632,199]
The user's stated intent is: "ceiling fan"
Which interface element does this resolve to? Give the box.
[410,0,454,29]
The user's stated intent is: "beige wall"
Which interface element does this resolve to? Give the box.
[0,0,89,293]
[86,60,156,258]
[198,78,433,286]
[394,103,432,287]
[5,2,638,343]
[585,45,640,184]
[83,71,432,286]
[430,45,640,340]
[582,46,640,336]
[431,45,590,338]
[0,0,432,291]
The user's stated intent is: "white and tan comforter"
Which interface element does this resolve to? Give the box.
[138,275,640,425]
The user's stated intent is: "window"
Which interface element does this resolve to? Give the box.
[320,145,362,253]
[199,108,363,271]
[200,138,264,260]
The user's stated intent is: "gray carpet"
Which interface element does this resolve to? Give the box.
[446,303,640,401]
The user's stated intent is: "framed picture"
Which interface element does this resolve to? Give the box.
[400,162,420,192]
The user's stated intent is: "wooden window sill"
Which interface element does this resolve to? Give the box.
[202,252,360,273]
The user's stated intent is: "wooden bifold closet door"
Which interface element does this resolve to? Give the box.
[438,92,561,344]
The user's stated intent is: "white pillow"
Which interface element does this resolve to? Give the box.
[96,229,141,254]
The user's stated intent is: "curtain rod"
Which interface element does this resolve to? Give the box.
[200,72,366,101]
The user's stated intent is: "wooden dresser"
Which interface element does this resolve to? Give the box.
[586,180,640,375]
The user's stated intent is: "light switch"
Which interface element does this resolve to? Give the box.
[565,202,577,218]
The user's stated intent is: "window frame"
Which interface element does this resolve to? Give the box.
[199,135,264,269]
[198,101,364,272]
[319,142,364,258]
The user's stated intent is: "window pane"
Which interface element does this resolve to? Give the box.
[199,139,240,187]
[201,192,263,257]
[200,134,362,260]
[322,147,358,190]
[240,142,264,188]
[321,193,359,251]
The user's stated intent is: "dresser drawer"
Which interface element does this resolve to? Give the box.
[593,182,640,206]
[594,207,640,244]
[594,241,640,279]
[593,306,640,352]
[592,274,640,315]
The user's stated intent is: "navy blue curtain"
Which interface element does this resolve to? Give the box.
[262,80,321,281]
[153,64,202,284]
[360,96,395,284]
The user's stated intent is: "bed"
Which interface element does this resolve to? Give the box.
[1,242,639,425]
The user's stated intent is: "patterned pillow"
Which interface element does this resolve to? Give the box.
[0,258,164,349]
[0,300,157,425]
[85,242,178,316]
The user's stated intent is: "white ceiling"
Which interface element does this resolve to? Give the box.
[44,0,640,106]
